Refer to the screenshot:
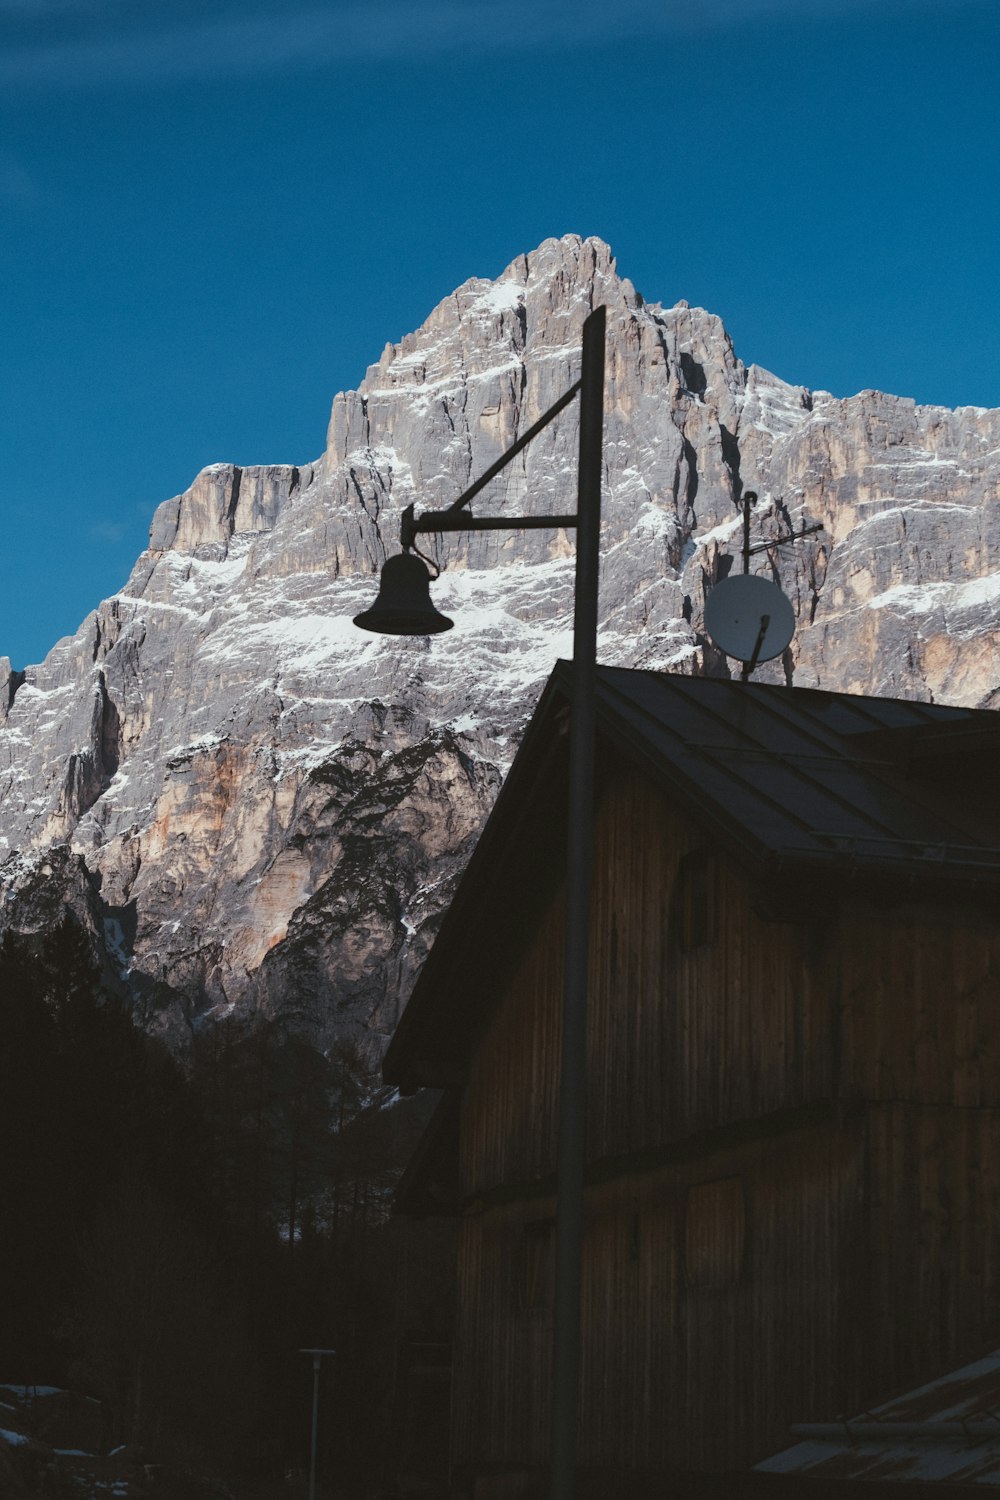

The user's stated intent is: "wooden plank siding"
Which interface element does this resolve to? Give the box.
[448,757,1000,1480]
[861,1101,1000,1401]
[452,1119,864,1474]
[453,1103,1000,1477]
[459,762,837,1197]
[839,904,1000,1107]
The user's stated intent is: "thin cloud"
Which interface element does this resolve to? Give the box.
[6,4,472,85]
[0,0,977,88]
[88,519,129,544]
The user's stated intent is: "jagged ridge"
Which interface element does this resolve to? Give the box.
[2,233,999,1051]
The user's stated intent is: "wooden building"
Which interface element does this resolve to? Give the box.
[383,664,1000,1496]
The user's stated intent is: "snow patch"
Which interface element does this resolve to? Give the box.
[103,917,130,975]
[165,732,228,761]
[867,570,1000,635]
[471,280,526,315]
[691,515,743,550]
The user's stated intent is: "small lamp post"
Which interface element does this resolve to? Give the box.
[299,1347,336,1500]
[354,305,607,1500]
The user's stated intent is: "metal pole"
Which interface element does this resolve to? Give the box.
[309,1355,320,1500]
[352,311,606,1497]
[549,303,605,1500]
[300,1348,335,1500]
[742,490,755,575]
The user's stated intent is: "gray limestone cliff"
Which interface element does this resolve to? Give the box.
[2,234,999,1051]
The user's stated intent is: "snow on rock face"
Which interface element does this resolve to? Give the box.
[2,232,1000,1051]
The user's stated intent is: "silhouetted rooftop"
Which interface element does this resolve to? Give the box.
[384,664,1000,1096]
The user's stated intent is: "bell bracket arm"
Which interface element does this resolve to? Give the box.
[399,376,583,551]
[401,505,579,546]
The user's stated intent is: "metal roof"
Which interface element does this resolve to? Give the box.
[591,667,1000,885]
[756,1349,1000,1486]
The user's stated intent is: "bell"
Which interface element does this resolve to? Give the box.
[353,551,454,635]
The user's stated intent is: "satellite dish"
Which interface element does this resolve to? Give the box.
[704,574,795,665]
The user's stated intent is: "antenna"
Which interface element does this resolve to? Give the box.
[738,491,823,575]
[704,491,823,680]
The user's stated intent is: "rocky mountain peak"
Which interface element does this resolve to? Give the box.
[2,235,999,1051]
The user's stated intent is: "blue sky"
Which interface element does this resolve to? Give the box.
[1,0,998,669]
